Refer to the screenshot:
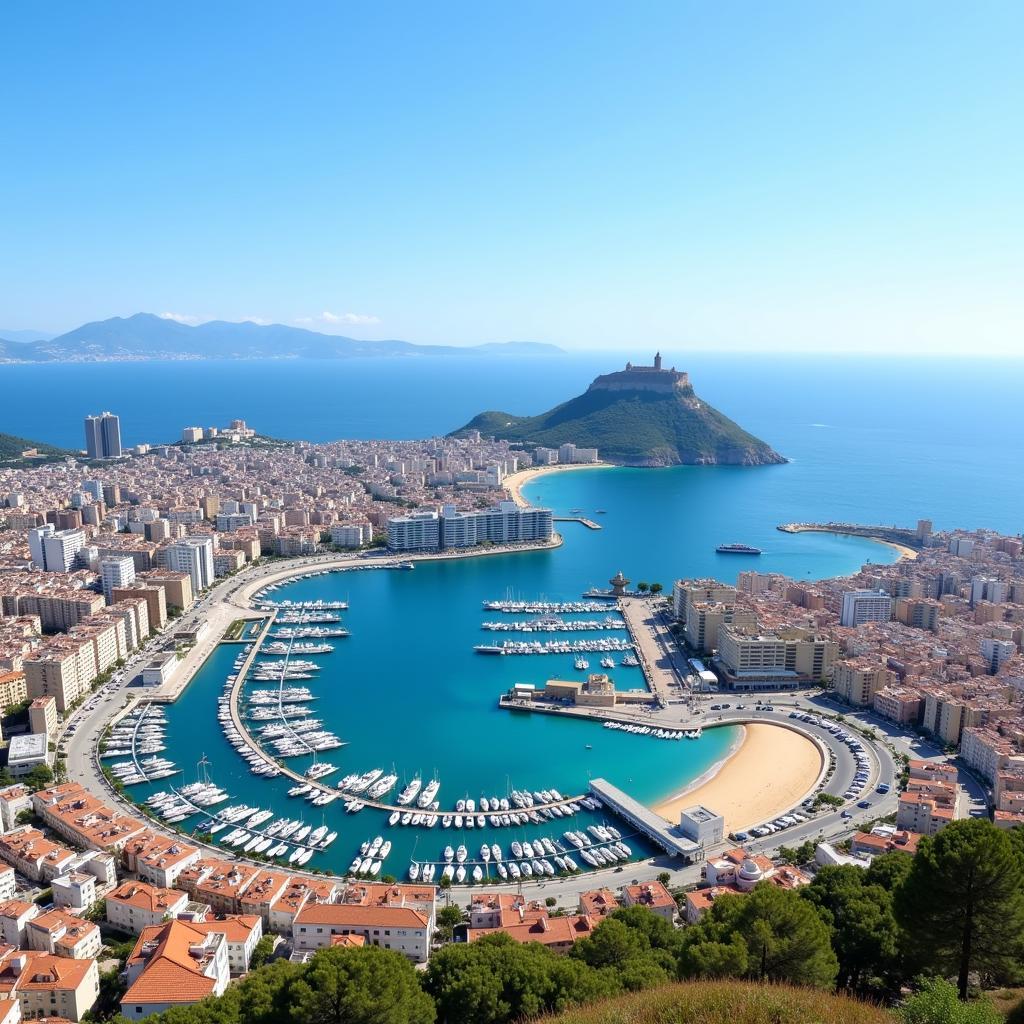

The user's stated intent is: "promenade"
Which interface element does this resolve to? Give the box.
[618,597,687,703]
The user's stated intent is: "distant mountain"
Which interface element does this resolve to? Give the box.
[0,432,73,464]
[0,313,563,363]
[452,354,785,467]
[0,328,54,343]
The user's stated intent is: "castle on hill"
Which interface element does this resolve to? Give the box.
[588,352,691,394]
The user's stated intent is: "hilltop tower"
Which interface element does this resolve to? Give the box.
[654,351,662,370]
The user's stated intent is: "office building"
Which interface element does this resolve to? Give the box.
[840,589,893,627]
[84,412,122,459]
[100,556,136,604]
[166,537,215,595]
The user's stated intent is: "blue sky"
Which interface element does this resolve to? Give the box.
[2,1,1021,353]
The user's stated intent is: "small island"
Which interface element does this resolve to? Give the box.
[452,353,786,467]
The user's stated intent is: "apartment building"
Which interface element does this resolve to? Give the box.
[715,625,837,689]
[873,686,924,726]
[840,589,893,627]
[832,659,895,706]
[106,881,190,934]
[100,556,136,603]
[896,760,962,835]
[166,537,215,596]
[0,949,99,1021]
[120,920,230,1020]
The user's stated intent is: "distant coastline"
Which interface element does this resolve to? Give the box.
[779,523,919,561]
[504,462,610,508]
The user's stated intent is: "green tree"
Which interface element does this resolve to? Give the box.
[249,934,276,970]
[436,904,464,941]
[656,871,671,886]
[650,583,663,595]
[285,946,435,1024]
[637,581,650,593]
[424,932,614,1024]
[864,850,914,893]
[899,977,1002,1024]
[679,884,838,989]
[895,819,1024,998]
[801,864,901,992]
[24,763,54,791]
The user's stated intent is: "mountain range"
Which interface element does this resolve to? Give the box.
[0,313,562,363]
[453,357,785,467]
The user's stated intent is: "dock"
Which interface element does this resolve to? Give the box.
[617,598,688,704]
[589,778,701,860]
[554,516,602,530]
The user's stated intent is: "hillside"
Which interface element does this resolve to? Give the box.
[0,432,72,464]
[0,313,563,363]
[453,358,785,467]
[540,980,892,1024]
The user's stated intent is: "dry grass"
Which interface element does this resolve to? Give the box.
[537,980,892,1024]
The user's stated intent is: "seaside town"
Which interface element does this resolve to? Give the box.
[0,409,1018,1018]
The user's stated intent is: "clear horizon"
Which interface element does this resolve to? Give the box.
[2,2,1022,355]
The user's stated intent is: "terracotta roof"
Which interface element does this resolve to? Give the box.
[108,881,187,914]
[122,920,221,1007]
[295,903,429,929]
[467,913,593,946]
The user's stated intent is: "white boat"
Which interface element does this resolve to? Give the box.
[472,865,483,882]
[496,863,508,880]
[409,862,420,881]
[455,865,466,883]
[491,843,501,861]
[456,845,467,864]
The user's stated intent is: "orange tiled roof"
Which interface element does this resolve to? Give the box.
[122,920,220,1006]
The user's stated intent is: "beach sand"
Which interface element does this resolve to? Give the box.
[504,462,609,508]
[652,723,823,833]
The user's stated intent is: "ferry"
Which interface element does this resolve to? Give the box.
[715,543,763,555]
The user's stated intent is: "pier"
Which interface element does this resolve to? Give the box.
[554,516,602,530]
[588,778,701,860]
[617,598,688,704]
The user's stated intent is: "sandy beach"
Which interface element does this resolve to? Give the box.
[652,724,824,833]
[504,462,610,508]
[782,525,919,562]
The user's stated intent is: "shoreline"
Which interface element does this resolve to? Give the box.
[504,462,611,508]
[781,524,919,561]
[652,722,824,832]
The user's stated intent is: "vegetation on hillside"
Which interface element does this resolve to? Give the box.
[537,979,892,1024]
[453,385,784,466]
[0,431,71,464]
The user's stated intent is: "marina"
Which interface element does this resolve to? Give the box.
[108,467,901,882]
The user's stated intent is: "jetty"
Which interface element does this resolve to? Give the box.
[618,597,687,704]
[588,778,701,860]
[778,521,922,551]
[554,516,602,530]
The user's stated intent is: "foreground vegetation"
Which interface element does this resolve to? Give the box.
[539,979,892,1024]
[101,820,1024,1024]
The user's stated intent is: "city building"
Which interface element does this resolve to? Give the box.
[166,538,215,595]
[0,949,100,1021]
[121,919,230,1020]
[84,412,122,460]
[106,881,190,934]
[840,589,894,627]
[101,556,136,603]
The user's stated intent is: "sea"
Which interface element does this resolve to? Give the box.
[7,353,1024,878]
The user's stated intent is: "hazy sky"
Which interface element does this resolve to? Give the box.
[2,2,1022,353]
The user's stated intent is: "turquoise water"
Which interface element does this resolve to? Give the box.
[134,464,903,878]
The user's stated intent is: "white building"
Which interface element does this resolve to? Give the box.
[329,522,373,548]
[385,511,441,552]
[181,427,204,443]
[167,537,215,595]
[840,589,893,627]
[981,637,1017,673]
[28,526,86,572]
[101,556,136,604]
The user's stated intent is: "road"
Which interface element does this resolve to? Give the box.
[59,561,986,916]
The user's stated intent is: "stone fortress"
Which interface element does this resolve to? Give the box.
[587,353,692,395]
